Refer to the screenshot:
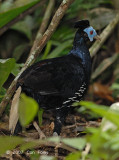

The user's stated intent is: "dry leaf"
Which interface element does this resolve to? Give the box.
[90,82,114,102]
[9,86,21,134]
[50,122,54,131]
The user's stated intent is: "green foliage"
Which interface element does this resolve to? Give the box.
[40,155,56,160]
[0,0,40,28]
[0,136,23,155]
[111,83,119,99]
[11,21,32,40]
[65,152,81,160]
[38,108,44,126]
[86,128,119,160]
[78,101,119,128]
[72,101,119,160]
[62,138,86,150]
[0,87,6,103]
[12,44,28,62]
[11,63,24,76]
[0,0,118,159]
[30,152,40,160]
[42,41,52,60]
[47,40,72,59]
[67,0,112,19]
[11,15,35,40]
[48,136,60,143]
[1,101,119,159]
[20,140,39,151]
[19,93,39,126]
[0,58,15,91]
[111,83,119,90]
[78,105,100,119]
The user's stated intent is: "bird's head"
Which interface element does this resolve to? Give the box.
[74,20,100,42]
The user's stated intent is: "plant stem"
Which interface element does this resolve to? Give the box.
[90,12,119,57]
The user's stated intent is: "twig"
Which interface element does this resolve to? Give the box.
[0,0,47,36]
[24,0,74,67]
[31,0,55,52]
[0,0,75,116]
[82,143,91,160]
[38,140,77,153]
[55,143,61,157]
[63,121,100,130]
[60,143,77,152]
[33,121,46,139]
[90,12,119,57]
[32,0,55,50]
[23,137,77,153]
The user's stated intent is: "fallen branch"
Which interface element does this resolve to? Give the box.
[0,0,47,36]
[90,12,119,57]
[0,0,74,116]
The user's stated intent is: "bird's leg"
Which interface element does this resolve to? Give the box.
[13,120,22,135]
[53,107,69,136]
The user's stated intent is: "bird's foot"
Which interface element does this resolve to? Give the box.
[53,132,59,137]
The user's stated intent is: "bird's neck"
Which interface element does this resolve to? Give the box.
[70,30,91,63]
[69,30,92,80]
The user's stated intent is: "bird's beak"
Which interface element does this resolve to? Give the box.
[94,35,101,41]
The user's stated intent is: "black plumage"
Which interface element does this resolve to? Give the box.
[15,20,97,135]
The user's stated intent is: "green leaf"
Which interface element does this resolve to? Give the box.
[0,87,6,98]
[30,152,40,160]
[0,0,40,28]
[47,40,72,58]
[19,93,39,127]
[11,63,24,76]
[79,101,119,128]
[0,87,6,103]
[20,138,46,151]
[0,0,13,12]
[12,44,29,62]
[48,137,60,143]
[42,41,52,60]
[110,83,119,90]
[38,108,44,126]
[65,152,81,160]
[0,136,23,155]
[11,21,32,40]
[0,58,15,90]
[20,140,39,151]
[62,138,86,150]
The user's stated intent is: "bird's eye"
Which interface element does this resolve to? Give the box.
[90,30,93,35]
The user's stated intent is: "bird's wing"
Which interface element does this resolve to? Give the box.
[18,56,84,98]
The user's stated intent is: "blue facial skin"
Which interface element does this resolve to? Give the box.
[83,26,97,41]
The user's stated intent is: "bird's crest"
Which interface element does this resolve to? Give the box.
[74,20,90,30]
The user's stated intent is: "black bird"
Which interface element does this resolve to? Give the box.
[15,20,99,135]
